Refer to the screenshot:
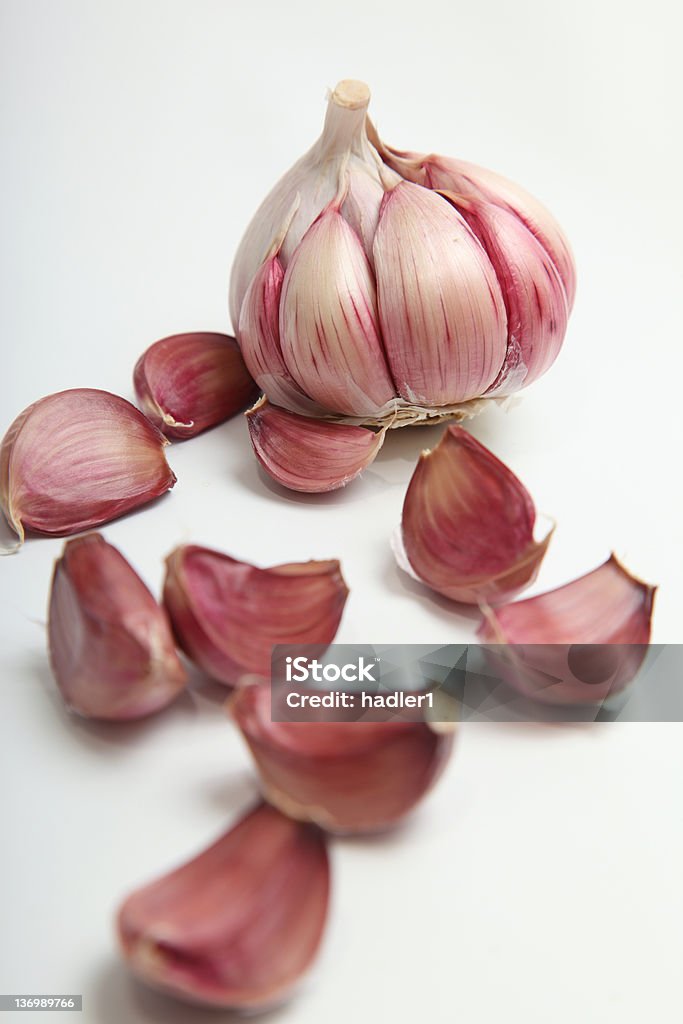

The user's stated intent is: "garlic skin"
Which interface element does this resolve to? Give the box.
[478,555,656,705]
[229,80,574,491]
[399,425,552,605]
[117,802,330,1010]
[0,389,176,547]
[373,181,507,405]
[247,399,385,493]
[163,546,348,686]
[230,683,455,834]
[133,332,258,439]
[48,534,186,720]
[439,192,569,395]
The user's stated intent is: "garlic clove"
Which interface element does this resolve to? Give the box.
[424,157,577,312]
[399,425,551,605]
[117,801,330,1010]
[279,204,396,417]
[133,332,258,439]
[0,389,176,547]
[368,122,576,313]
[441,193,569,395]
[163,545,349,686]
[229,683,455,834]
[373,181,507,406]
[478,555,656,705]
[48,533,186,720]
[246,399,385,492]
[239,255,327,416]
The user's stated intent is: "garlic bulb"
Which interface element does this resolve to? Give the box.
[230,80,575,491]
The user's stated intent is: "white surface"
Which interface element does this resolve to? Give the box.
[2,1,683,1021]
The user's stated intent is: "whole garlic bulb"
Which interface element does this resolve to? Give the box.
[230,80,575,490]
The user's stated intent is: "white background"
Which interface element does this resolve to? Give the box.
[2,1,683,1021]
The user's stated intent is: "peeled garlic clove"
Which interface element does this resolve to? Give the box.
[48,533,186,720]
[163,545,348,685]
[399,425,551,604]
[230,683,454,834]
[373,181,507,406]
[247,399,385,493]
[477,555,656,705]
[133,332,258,439]
[117,801,330,1010]
[280,203,396,417]
[0,389,176,547]
[239,254,328,416]
[442,194,569,394]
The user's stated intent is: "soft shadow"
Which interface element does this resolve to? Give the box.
[93,959,300,1023]
[201,771,261,817]
[381,551,483,626]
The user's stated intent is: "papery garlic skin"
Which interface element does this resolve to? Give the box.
[163,546,348,686]
[399,425,551,605]
[247,399,385,492]
[0,389,175,547]
[230,683,454,834]
[478,555,656,705]
[133,332,258,439]
[48,534,186,720]
[118,802,330,1010]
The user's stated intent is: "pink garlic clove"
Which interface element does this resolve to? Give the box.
[440,193,569,394]
[117,801,330,1010]
[133,332,258,439]
[48,533,186,720]
[399,425,551,605]
[229,683,455,834]
[279,204,396,417]
[0,389,176,548]
[477,555,656,705]
[163,545,349,686]
[246,399,385,493]
[373,181,508,406]
[239,255,326,416]
[424,156,577,312]
[368,122,576,313]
